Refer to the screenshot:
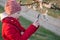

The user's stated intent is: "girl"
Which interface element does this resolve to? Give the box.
[1,0,40,40]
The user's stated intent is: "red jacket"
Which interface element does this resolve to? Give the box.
[2,17,39,40]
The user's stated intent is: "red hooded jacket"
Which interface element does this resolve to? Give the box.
[2,17,39,40]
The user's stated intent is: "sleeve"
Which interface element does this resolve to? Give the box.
[17,21,26,32]
[21,24,39,40]
[20,25,26,32]
[5,24,21,40]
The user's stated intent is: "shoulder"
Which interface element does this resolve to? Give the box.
[2,22,17,31]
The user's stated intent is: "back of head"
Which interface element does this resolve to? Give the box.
[5,0,21,15]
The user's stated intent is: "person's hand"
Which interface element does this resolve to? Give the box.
[33,19,39,27]
[33,14,40,27]
[28,39,30,40]
[21,32,24,35]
